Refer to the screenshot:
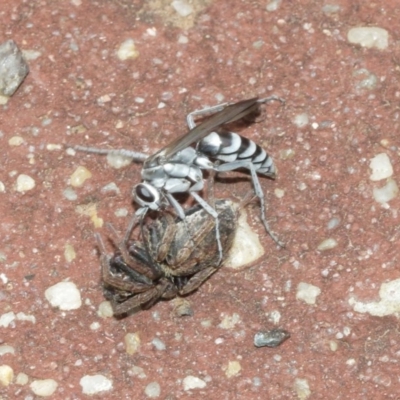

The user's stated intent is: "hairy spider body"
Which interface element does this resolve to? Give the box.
[100,199,238,315]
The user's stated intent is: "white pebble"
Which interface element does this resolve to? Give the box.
[178,34,189,44]
[30,379,58,397]
[90,322,101,331]
[0,312,15,327]
[293,378,311,400]
[317,238,338,251]
[45,281,82,310]
[80,374,113,395]
[15,174,35,192]
[349,278,400,317]
[63,187,78,201]
[327,217,340,230]
[70,166,92,187]
[369,153,393,181]
[293,113,309,128]
[106,153,133,169]
[225,208,264,269]
[114,207,128,217]
[117,39,139,61]
[183,375,207,391]
[0,345,15,356]
[64,243,76,262]
[266,0,282,12]
[8,136,24,146]
[101,182,120,194]
[296,282,321,305]
[145,381,161,398]
[223,360,241,378]
[373,178,399,203]
[16,312,36,323]
[347,27,389,50]
[171,1,193,17]
[125,332,141,355]
[16,372,29,385]
[151,338,166,351]
[0,181,5,192]
[97,301,114,318]
[218,313,241,329]
[0,365,13,386]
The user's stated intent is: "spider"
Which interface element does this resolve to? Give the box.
[98,199,240,315]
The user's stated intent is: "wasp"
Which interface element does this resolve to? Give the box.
[73,96,284,262]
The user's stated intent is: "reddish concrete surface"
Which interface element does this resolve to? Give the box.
[1,1,400,399]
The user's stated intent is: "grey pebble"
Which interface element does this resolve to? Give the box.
[254,329,290,348]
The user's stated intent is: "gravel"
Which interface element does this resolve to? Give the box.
[296,282,321,305]
[44,281,82,310]
[79,374,113,395]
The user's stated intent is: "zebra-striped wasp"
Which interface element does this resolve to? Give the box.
[73,96,284,261]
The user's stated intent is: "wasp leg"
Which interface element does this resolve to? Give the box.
[215,160,284,247]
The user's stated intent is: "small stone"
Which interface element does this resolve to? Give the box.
[97,301,114,318]
[0,40,29,97]
[45,281,82,310]
[296,282,321,305]
[8,136,24,146]
[128,365,147,379]
[0,312,15,327]
[223,361,241,378]
[106,153,133,169]
[101,182,120,194]
[317,238,338,251]
[70,166,92,187]
[347,27,389,50]
[16,372,29,385]
[117,39,139,61]
[15,174,35,192]
[80,374,113,395]
[64,244,76,262]
[293,113,309,128]
[254,329,291,348]
[183,375,207,391]
[75,203,103,228]
[293,378,311,400]
[63,187,78,201]
[225,208,264,269]
[327,217,340,230]
[0,365,13,386]
[0,345,15,356]
[114,207,128,217]
[144,381,161,398]
[16,312,36,323]
[0,181,5,192]
[171,1,193,17]
[125,332,141,355]
[266,0,282,12]
[151,337,166,351]
[218,313,241,329]
[30,379,58,397]
[349,278,400,317]
[46,144,62,151]
[373,178,399,203]
[369,153,393,181]
[172,298,193,317]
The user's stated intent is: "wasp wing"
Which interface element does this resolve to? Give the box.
[148,97,262,162]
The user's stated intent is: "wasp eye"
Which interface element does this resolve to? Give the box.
[135,184,155,203]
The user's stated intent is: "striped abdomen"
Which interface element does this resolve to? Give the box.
[197,131,276,177]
